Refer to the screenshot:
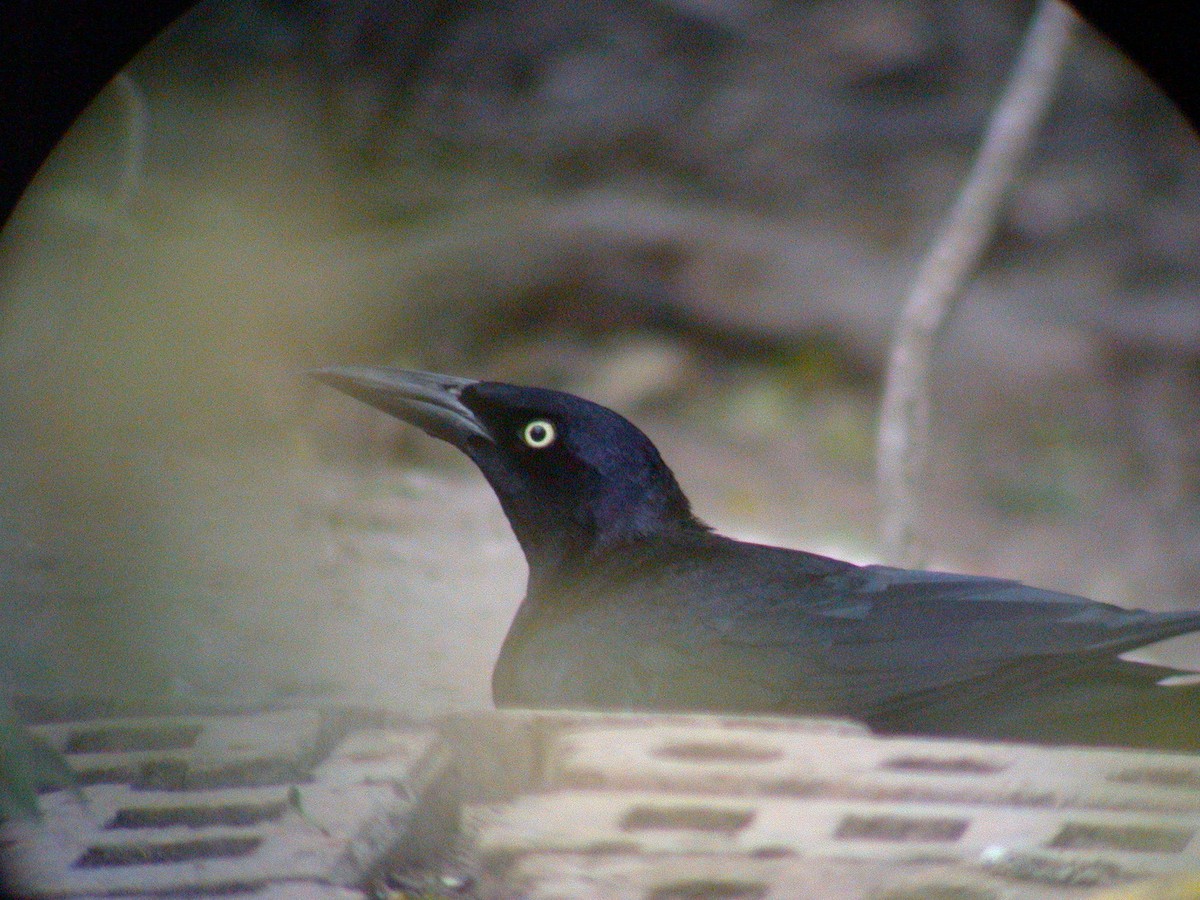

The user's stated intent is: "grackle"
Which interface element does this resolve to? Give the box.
[313,365,1200,749]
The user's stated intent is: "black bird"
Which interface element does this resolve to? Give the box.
[313,365,1200,749]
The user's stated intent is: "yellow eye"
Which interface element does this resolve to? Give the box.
[522,419,556,448]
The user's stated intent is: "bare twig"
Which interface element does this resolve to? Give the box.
[111,72,148,214]
[875,0,1077,565]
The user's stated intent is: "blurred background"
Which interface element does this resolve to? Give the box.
[1,0,1198,719]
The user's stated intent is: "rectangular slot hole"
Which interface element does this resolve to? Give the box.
[131,759,310,792]
[78,766,136,786]
[647,879,768,900]
[66,724,203,754]
[881,755,1004,776]
[621,804,754,835]
[1109,767,1200,792]
[655,741,782,764]
[1048,822,1193,854]
[834,813,969,843]
[74,835,261,867]
[106,800,287,829]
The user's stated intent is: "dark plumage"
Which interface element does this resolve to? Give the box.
[314,365,1200,749]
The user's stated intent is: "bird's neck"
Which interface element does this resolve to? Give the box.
[468,439,709,590]
[513,527,597,592]
[515,513,710,601]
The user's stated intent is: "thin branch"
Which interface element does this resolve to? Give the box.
[875,0,1077,565]
[112,72,148,214]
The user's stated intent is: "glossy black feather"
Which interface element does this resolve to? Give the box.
[314,366,1200,749]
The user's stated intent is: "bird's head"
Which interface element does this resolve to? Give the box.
[312,366,706,577]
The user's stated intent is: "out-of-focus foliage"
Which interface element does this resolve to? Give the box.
[0,699,77,821]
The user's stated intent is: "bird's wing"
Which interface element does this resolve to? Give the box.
[708,562,1200,714]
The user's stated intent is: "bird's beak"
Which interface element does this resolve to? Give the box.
[310,365,493,446]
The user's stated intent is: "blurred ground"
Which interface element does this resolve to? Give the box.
[1,0,1200,719]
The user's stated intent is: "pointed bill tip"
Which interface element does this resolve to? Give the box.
[310,364,490,445]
